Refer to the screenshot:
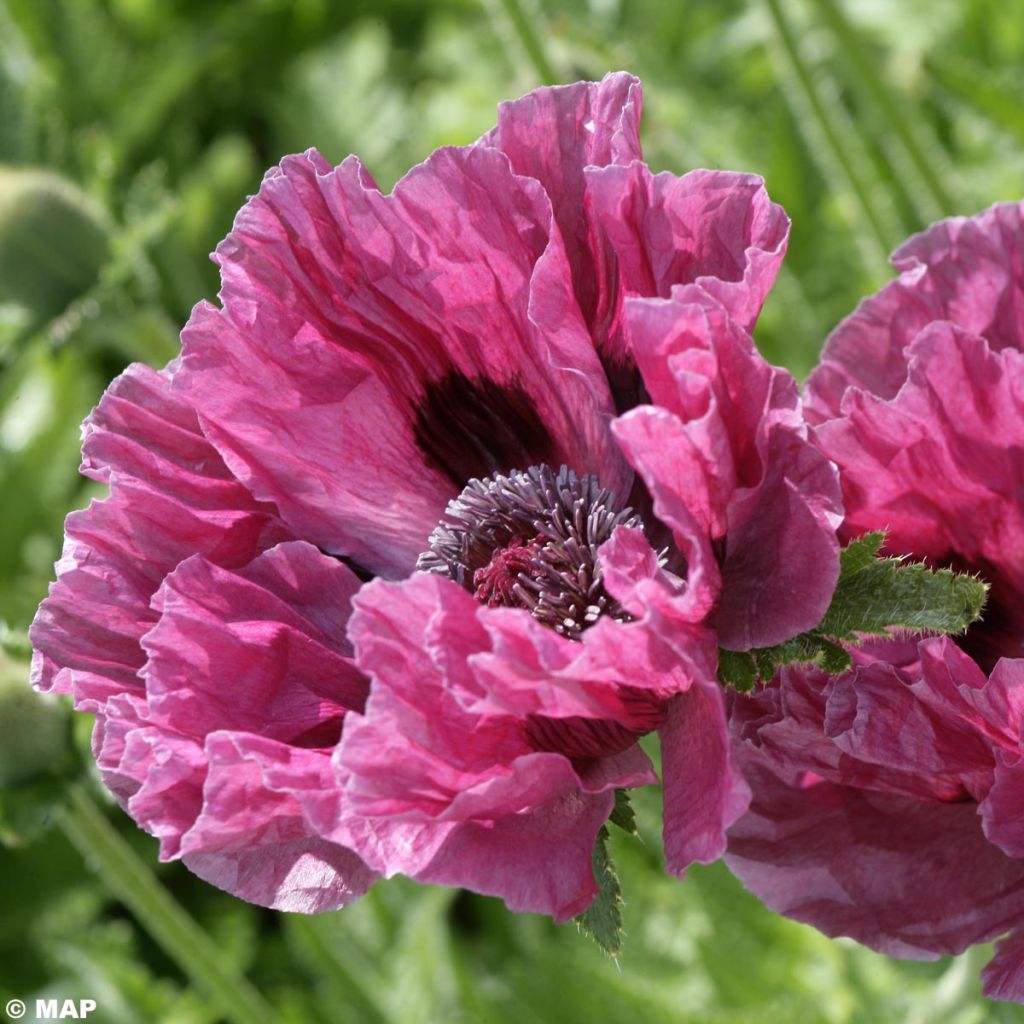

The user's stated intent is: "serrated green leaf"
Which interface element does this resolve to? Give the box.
[818,557,988,639]
[839,530,885,574]
[576,826,623,958]
[609,789,637,836]
[751,632,822,677]
[818,638,853,674]
[718,534,986,690]
[718,649,758,691]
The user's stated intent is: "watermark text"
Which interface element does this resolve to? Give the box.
[6,999,97,1020]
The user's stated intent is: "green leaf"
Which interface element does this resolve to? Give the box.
[818,555,988,639]
[718,649,758,692]
[608,789,638,836]
[718,533,987,688]
[838,530,885,574]
[576,826,623,958]
[818,638,854,675]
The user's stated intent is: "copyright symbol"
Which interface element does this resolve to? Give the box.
[5,1001,25,1020]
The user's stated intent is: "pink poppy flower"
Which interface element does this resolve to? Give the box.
[728,640,1024,996]
[728,202,1024,1002]
[809,201,1024,672]
[32,73,841,919]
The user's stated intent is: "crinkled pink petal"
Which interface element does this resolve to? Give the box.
[982,928,1024,1004]
[373,790,612,924]
[332,532,740,911]
[823,643,997,798]
[176,144,628,576]
[611,406,722,622]
[468,606,705,724]
[584,164,789,362]
[345,574,655,799]
[740,200,1024,1000]
[728,663,854,787]
[814,323,1024,669]
[468,611,675,726]
[726,755,1024,959]
[34,75,813,923]
[180,732,376,912]
[30,363,290,711]
[454,530,725,787]
[184,838,373,916]
[729,639,1024,982]
[979,656,1024,858]
[815,323,1024,561]
[92,690,149,805]
[341,577,525,790]
[480,72,642,333]
[460,529,717,765]
[661,685,750,875]
[336,782,611,923]
[967,656,1024,746]
[103,541,375,903]
[614,289,841,649]
[177,301,444,578]
[121,727,207,860]
[806,200,1024,422]
[985,760,1024,860]
[735,643,1006,805]
[331,572,652,919]
[141,542,367,747]
[481,73,787,368]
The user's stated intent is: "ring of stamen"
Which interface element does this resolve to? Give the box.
[417,464,642,639]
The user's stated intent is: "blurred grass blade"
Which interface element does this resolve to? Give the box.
[757,0,896,272]
[809,0,956,220]
[57,784,280,1024]
[286,917,390,1023]
[0,7,35,163]
[931,56,1024,143]
[484,0,558,84]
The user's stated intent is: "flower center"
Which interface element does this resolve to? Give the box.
[417,464,640,639]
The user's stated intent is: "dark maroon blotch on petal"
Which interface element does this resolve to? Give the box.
[938,550,1024,672]
[413,371,557,489]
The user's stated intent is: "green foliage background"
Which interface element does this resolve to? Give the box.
[0,0,1022,1021]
